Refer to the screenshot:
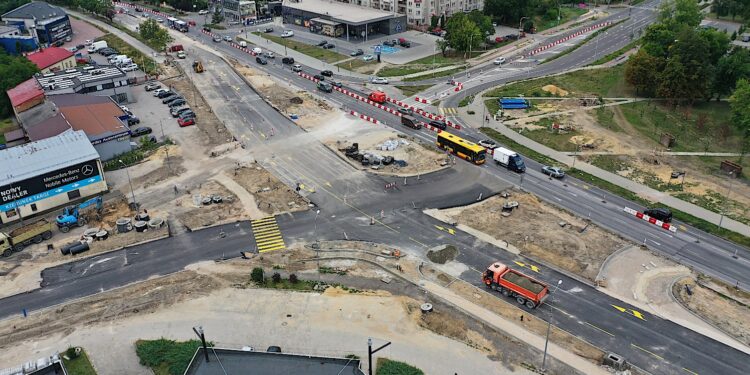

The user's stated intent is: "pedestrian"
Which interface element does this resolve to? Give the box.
[520,315,524,322]
[173,185,178,195]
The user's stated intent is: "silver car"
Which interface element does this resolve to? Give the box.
[541,165,565,178]
[370,77,389,84]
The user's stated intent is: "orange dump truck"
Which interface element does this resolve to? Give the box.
[482,261,549,309]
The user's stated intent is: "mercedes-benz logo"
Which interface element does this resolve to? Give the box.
[82,165,94,176]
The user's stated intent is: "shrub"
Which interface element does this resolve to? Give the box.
[272,272,281,283]
[66,347,78,359]
[289,273,299,283]
[251,267,264,283]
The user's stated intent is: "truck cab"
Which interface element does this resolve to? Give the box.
[368,91,386,103]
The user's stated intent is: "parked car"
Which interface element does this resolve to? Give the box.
[363,54,374,62]
[291,64,303,72]
[398,107,414,116]
[127,116,140,126]
[119,105,131,114]
[84,39,93,46]
[478,139,497,149]
[171,106,192,117]
[383,40,396,47]
[317,40,328,46]
[178,117,195,127]
[198,9,209,15]
[156,17,163,23]
[144,82,160,91]
[399,38,411,47]
[351,49,364,56]
[178,110,196,120]
[281,30,294,38]
[266,346,282,353]
[122,64,139,72]
[100,49,118,57]
[75,44,85,50]
[429,120,447,130]
[256,57,268,65]
[223,35,232,42]
[263,51,275,59]
[282,57,295,64]
[176,51,187,59]
[153,89,169,97]
[130,126,152,137]
[320,70,333,77]
[370,77,389,84]
[264,27,274,33]
[168,99,187,108]
[493,57,506,65]
[541,165,565,178]
[161,94,180,103]
[644,208,672,222]
[323,43,335,49]
[213,36,221,43]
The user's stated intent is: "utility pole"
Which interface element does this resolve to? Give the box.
[368,338,391,375]
[119,160,138,212]
[159,119,171,173]
[541,280,563,372]
[718,171,736,229]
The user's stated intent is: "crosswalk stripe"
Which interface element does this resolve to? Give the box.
[252,220,278,228]
[255,231,282,240]
[251,217,276,224]
[252,224,280,232]
[259,244,287,253]
[258,238,286,247]
[250,216,286,253]
[253,226,281,235]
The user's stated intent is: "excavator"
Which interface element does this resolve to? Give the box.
[193,60,204,73]
[56,196,103,233]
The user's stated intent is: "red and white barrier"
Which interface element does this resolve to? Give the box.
[349,110,381,125]
[525,21,612,57]
[114,2,170,19]
[414,97,429,104]
[623,207,677,233]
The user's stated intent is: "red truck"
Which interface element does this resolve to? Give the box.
[369,90,386,103]
[482,262,549,309]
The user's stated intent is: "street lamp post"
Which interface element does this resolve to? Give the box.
[718,171,736,229]
[368,338,392,375]
[541,280,563,372]
[119,160,138,211]
[192,326,210,362]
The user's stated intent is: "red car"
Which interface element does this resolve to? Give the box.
[178,117,195,127]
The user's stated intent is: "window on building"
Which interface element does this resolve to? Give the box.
[96,85,103,91]
[67,190,81,200]
[30,203,38,212]
[102,82,114,90]
[5,209,17,218]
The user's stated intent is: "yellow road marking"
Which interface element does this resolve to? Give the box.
[254,231,282,240]
[631,343,663,361]
[434,225,456,235]
[259,244,287,253]
[584,322,615,337]
[612,305,646,321]
[513,261,541,273]
[682,367,699,375]
[325,181,332,187]
[252,217,276,224]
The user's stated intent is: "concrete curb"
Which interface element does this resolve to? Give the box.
[595,244,637,283]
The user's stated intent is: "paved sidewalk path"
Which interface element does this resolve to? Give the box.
[460,94,750,237]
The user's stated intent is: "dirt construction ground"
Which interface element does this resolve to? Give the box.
[440,192,630,281]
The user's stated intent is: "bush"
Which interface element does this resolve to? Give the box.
[135,339,206,375]
[289,273,298,283]
[251,267,264,283]
[376,358,424,375]
[272,272,281,283]
[66,347,79,359]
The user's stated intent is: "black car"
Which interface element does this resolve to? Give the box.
[178,110,196,120]
[163,95,183,104]
[331,81,342,88]
[351,49,364,56]
[320,70,333,77]
[127,116,140,126]
[171,107,192,117]
[313,74,324,81]
[266,346,282,353]
[317,40,328,46]
[156,90,174,98]
[168,99,187,108]
[101,49,118,57]
[130,126,152,137]
[202,26,212,32]
[323,43,335,49]
[644,208,672,223]
[398,107,414,116]
[282,57,295,64]
[383,40,396,47]
[256,57,268,65]
[429,120,447,130]
[264,27,274,33]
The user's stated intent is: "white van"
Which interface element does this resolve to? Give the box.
[239,41,247,48]
[117,58,133,67]
[252,47,262,55]
[109,54,128,64]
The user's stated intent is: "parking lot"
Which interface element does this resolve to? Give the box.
[124,82,187,144]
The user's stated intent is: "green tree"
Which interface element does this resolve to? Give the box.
[430,15,439,29]
[467,10,494,36]
[436,38,449,57]
[251,267,264,283]
[659,0,702,29]
[484,0,533,26]
[730,78,750,158]
[212,9,224,24]
[657,59,691,104]
[0,0,30,15]
[0,49,39,117]
[445,13,483,54]
[139,19,173,50]
[712,48,750,99]
[625,50,663,96]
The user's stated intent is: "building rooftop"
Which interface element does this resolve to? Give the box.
[0,25,20,35]
[35,65,126,94]
[17,100,58,128]
[0,129,98,186]
[6,78,45,109]
[184,348,365,375]
[1,1,67,22]
[25,112,71,141]
[283,0,398,25]
[48,94,127,138]
[26,47,74,70]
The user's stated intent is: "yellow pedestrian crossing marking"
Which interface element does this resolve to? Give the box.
[251,216,286,253]
[612,304,646,321]
[439,107,458,115]
[513,261,541,273]
[434,225,455,235]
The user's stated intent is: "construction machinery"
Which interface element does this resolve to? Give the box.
[56,196,103,233]
[193,60,204,73]
[482,261,549,309]
[0,218,55,256]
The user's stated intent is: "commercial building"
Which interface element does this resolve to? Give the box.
[222,0,258,21]
[0,24,38,54]
[25,46,76,73]
[35,65,133,104]
[6,78,45,115]
[282,0,407,38]
[184,348,365,375]
[0,129,107,225]
[1,1,72,47]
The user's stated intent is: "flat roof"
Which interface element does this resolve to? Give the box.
[184,348,365,375]
[0,129,98,186]
[48,94,127,138]
[282,0,398,25]
[1,1,66,21]
[35,65,125,93]
[25,112,71,141]
[6,78,45,108]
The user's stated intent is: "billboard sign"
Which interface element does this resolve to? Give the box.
[0,159,103,211]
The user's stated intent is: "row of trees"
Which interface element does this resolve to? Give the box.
[484,0,578,31]
[625,0,749,103]
[139,18,173,51]
[438,11,494,56]
[0,49,40,118]
[712,0,750,21]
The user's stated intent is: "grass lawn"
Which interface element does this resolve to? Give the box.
[335,58,378,74]
[534,7,588,32]
[135,339,206,375]
[619,101,740,153]
[594,106,623,132]
[485,98,500,117]
[519,128,579,152]
[62,349,97,375]
[483,65,629,98]
[97,33,158,75]
[402,67,467,82]
[261,277,317,291]
[395,84,433,96]
[252,32,348,62]
[407,51,484,66]
[590,39,639,66]
[376,358,424,375]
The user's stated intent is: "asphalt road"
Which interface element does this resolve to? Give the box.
[5,4,749,374]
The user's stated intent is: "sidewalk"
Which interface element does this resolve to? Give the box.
[461,95,750,237]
